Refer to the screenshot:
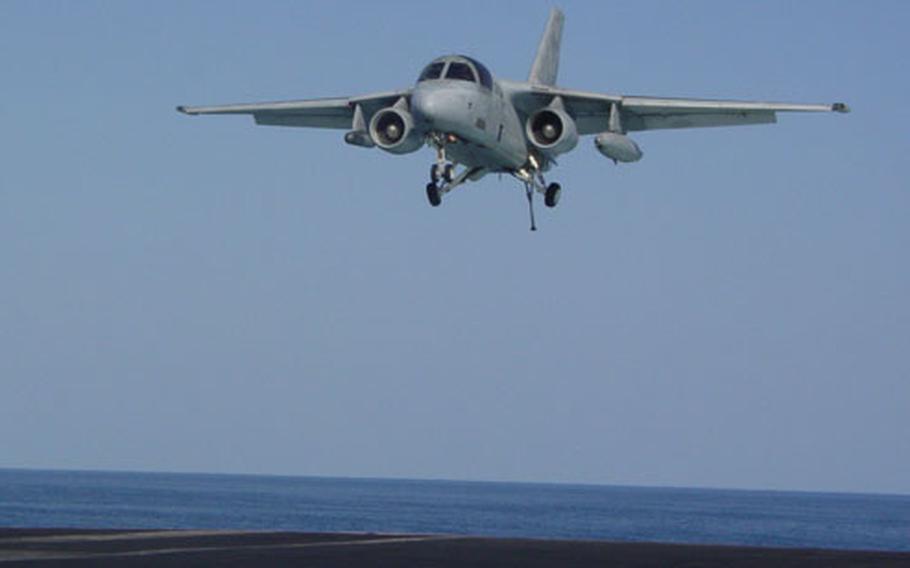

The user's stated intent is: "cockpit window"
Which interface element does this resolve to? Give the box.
[445,62,476,82]
[462,56,493,89]
[419,62,445,82]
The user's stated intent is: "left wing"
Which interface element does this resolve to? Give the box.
[619,95,849,132]
[177,90,410,129]
[506,83,849,135]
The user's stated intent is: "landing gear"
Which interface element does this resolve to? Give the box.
[544,182,561,208]
[426,164,481,207]
[513,161,562,231]
[430,163,455,185]
[422,131,565,229]
[426,183,442,207]
[524,181,538,232]
[427,162,452,207]
[425,132,476,207]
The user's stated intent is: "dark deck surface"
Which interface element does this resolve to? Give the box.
[1,529,908,567]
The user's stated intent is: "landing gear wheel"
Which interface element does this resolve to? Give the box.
[544,182,561,208]
[443,163,455,183]
[430,164,441,184]
[426,183,442,207]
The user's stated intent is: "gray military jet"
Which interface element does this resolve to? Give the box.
[178,9,848,230]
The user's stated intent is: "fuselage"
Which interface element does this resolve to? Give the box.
[411,55,527,172]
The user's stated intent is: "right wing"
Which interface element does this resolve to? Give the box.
[176,90,410,129]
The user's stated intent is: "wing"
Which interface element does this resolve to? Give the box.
[176,90,411,129]
[618,95,849,132]
[506,83,849,135]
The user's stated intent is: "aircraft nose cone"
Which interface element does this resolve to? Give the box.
[413,86,469,134]
[412,88,443,126]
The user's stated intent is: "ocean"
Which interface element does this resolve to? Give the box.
[1,469,907,551]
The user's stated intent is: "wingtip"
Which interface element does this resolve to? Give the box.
[832,102,850,113]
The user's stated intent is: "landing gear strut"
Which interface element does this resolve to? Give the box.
[425,133,474,207]
[431,163,454,185]
[523,181,538,232]
[513,163,562,231]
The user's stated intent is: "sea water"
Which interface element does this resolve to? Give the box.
[0,469,907,551]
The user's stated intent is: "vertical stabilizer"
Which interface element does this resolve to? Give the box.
[528,8,565,86]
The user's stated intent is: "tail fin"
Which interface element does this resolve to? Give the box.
[528,8,565,86]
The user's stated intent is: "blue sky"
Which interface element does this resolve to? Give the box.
[1,1,907,494]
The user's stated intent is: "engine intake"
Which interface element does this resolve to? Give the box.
[526,108,579,157]
[369,108,423,155]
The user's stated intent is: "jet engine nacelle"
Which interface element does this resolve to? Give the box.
[594,132,643,163]
[369,108,423,155]
[526,108,579,157]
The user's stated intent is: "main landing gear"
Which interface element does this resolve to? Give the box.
[544,182,562,208]
[514,164,562,231]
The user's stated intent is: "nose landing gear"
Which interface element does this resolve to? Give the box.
[426,159,455,207]
[426,160,449,207]
[425,163,482,207]
[424,132,474,207]
[426,182,442,207]
[430,163,455,185]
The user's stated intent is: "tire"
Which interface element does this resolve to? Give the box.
[443,163,455,183]
[426,183,442,207]
[544,183,561,208]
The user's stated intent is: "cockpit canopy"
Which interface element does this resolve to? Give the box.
[417,56,493,90]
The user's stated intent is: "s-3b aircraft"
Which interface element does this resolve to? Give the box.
[178,9,848,230]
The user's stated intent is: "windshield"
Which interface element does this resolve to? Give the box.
[445,62,476,82]
[462,56,493,89]
[418,62,445,82]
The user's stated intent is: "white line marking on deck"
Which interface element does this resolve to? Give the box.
[0,533,463,563]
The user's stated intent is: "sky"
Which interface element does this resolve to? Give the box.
[1,1,907,495]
